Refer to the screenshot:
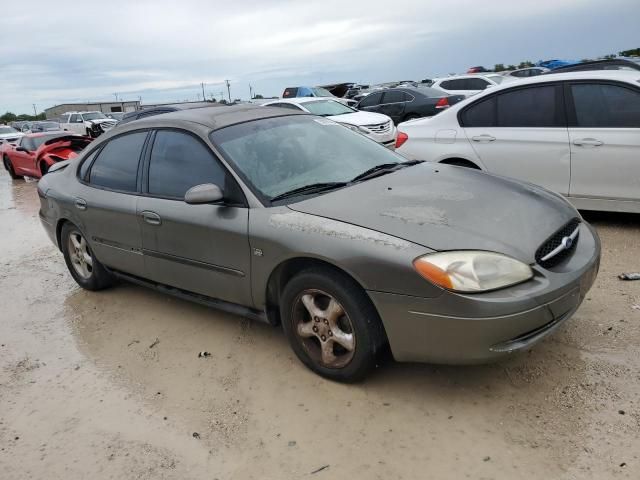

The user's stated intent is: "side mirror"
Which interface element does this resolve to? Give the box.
[184,183,224,204]
[16,146,28,152]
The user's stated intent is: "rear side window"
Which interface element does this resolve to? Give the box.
[440,79,465,90]
[460,97,496,127]
[570,83,640,127]
[283,88,298,98]
[79,149,98,180]
[382,91,406,103]
[466,78,491,90]
[497,85,560,127]
[358,92,383,107]
[148,130,227,199]
[89,132,147,192]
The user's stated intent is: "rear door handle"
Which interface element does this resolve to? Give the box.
[573,138,603,147]
[141,211,161,226]
[471,134,496,142]
[74,198,87,210]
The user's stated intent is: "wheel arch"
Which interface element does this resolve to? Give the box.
[439,157,482,169]
[264,256,372,326]
[55,218,71,251]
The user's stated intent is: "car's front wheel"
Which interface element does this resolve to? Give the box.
[3,155,22,179]
[61,223,114,290]
[280,267,385,382]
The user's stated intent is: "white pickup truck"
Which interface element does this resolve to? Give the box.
[59,111,117,138]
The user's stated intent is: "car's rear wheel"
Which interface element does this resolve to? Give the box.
[280,267,385,382]
[39,161,49,176]
[61,223,114,291]
[3,155,22,179]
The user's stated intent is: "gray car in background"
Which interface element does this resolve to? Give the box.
[37,106,600,381]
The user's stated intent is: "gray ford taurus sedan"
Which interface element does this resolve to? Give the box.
[37,105,600,381]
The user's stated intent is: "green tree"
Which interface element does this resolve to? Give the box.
[494,63,506,72]
[518,60,534,68]
[619,48,640,57]
[1,112,18,123]
[254,94,264,99]
[507,65,517,70]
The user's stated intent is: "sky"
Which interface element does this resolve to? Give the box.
[0,0,638,114]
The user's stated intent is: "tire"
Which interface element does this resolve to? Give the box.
[39,162,49,176]
[280,267,385,382]
[403,114,421,122]
[61,222,114,291]
[3,155,22,179]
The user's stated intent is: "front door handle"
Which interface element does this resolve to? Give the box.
[573,138,603,147]
[74,198,87,210]
[141,211,161,226]
[471,134,496,143]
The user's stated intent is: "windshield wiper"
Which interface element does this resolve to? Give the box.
[270,182,348,202]
[350,160,424,183]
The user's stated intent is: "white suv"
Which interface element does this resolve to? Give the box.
[60,111,117,137]
[263,98,397,148]
[395,71,640,213]
[430,74,507,98]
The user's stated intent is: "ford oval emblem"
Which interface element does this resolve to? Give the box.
[561,236,573,250]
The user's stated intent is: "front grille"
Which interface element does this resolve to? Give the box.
[363,121,391,134]
[535,218,580,268]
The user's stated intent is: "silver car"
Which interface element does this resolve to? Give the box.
[37,106,600,381]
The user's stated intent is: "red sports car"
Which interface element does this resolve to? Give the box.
[2,132,92,179]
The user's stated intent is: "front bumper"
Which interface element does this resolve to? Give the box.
[369,222,600,364]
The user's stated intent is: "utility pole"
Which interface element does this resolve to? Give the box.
[225,80,231,103]
[249,84,253,99]
[201,82,206,101]
[32,104,37,116]
[114,93,118,102]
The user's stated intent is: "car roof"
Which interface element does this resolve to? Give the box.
[502,69,640,85]
[125,104,307,130]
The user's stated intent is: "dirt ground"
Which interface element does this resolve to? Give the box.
[0,173,638,480]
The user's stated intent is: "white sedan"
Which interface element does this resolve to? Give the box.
[395,70,640,213]
[262,98,397,148]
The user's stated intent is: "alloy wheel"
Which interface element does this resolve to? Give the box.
[67,231,93,279]
[291,289,356,368]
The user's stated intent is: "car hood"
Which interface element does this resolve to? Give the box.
[288,163,578,263]
[0,132,24,139]
[328,111,391,126]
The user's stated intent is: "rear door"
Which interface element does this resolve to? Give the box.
[357,92,384,113]
[566,81,640,202]
[378,91,408,123]
[461,83,571,194]
[74,131,149,276]
[137,129,252,306]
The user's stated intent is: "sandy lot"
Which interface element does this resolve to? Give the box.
[0,172,638,479]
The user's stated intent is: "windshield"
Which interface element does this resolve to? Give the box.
[82,112,107,121]
[311,87,334,97]
[302,100,355,116]
[0,127,18,134]
[210,116,404,201]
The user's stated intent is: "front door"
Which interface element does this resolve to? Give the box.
[137,129,252,306]
[461,83,571,194]
[11,137,37,176]
[567,81,640,202]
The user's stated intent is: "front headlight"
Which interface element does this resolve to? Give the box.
[413,251,533,293]
[341,123,370,134]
